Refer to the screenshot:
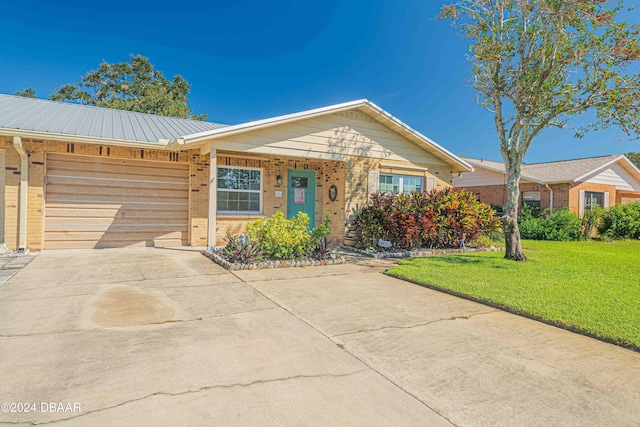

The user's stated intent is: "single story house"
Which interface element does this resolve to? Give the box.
[0,94,471,251]
[453,155,640,215]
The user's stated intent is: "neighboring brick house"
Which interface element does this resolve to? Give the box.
[453,155,640,216]
[0,94,471,251]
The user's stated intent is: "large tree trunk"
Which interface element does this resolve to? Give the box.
[502,153,527,261]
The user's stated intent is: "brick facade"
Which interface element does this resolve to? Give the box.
[2,137,455,250]
[466,180,638,215]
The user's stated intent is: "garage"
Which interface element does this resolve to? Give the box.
[44,153,189,249]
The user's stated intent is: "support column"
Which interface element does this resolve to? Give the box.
[207,147,217,248]
[0,148,6,253]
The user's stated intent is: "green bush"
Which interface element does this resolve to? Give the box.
[598,201,640,239]
[519,208,581,241]
[246,211,332,259]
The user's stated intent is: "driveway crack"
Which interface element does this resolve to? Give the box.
[18,370,369,426]
[330,310,500,338]
[0,307,277,339]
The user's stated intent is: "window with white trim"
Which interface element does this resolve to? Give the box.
[379,174,423,194]
[216,167,262,213]
[584,191,603,211]
[522,191,541,209]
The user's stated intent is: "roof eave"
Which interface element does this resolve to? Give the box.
[0,127,168,149]
[465,160,545,184]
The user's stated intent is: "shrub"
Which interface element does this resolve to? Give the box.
[598,201,640,239]
[353,189,500,249]
[221,231,264,263]
[246,211,332,259]
[580,207,604,240]
[519,208,581,241]
[352,205,386,247]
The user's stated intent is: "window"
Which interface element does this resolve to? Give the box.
[379,174,423,194]
[584,191,603,211]
[522,191,541,209]
[216,167,262,213]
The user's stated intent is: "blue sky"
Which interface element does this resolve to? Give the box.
[1,0,639,163]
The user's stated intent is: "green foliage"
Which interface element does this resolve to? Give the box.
[15,88,36,98]
[519,208,581,241]
[626,152,640,169]
[246,211,332,260]
[221,231,263,264]
[441,0,640,258]
[352,205,386,247]
[388,240,640,349]
[353,189,501,249]
[597,201,640,239]
[580,206,604,240]
[49,55,206,120]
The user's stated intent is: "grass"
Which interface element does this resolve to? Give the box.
[387,240,640,350]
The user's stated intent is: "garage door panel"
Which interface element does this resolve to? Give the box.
[45,231,186,242]
[45,154,190,249]
[47,156,189,178]
[46,203,190,212]
[46,192,188,205]
[47,176,189,191]
[44,238,187,249]
[46,207,188,219]
[46,169,189,184]
[47,184,190,200]
[45,223,187,233]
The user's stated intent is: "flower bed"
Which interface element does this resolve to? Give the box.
[203,249,346,271]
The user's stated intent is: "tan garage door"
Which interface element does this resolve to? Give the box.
[45,153,189,249]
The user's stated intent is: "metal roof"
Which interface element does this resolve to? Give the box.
[0,94,226,144]
[464,155,625,183]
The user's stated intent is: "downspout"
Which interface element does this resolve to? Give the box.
[545,184,553,214]
[13,136,28,252]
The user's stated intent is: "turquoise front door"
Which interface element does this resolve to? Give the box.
[287,169,316,226]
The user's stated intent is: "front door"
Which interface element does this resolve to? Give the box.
[287,169,316,226]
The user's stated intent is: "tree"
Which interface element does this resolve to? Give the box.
[627,152,640,168]
[441,1,640,261]
[50,55,206,120]
[15,88,36,98]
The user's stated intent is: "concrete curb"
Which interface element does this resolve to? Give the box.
[339,244,505,259]
[202,250,346,271]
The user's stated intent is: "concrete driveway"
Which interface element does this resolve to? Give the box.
[1,249,639,426]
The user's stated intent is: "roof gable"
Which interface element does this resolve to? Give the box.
[464,155,638,184]
[173,100,472,172]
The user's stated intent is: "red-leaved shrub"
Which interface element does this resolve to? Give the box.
[353,188,500,249]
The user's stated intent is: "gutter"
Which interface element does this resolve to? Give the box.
[545,184,554,214]
[0,128,170,150]
[13,136,28,252]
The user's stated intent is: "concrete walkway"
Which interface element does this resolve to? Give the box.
[1,248,639,426]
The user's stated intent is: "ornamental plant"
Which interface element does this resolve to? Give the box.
[354,189,500,249]
[246,211,332,260]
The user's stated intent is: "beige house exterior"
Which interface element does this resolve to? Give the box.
[0,95,470,251]
[453,155,640,216]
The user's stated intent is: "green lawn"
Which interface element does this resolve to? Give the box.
[387,240,640,350]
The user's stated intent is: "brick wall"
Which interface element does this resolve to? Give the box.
[2,136,455,250]
[568,182,618,213]
[213,152,346,246]
[464,181,626,215]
